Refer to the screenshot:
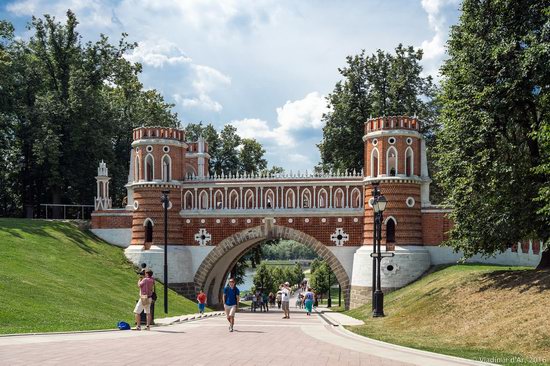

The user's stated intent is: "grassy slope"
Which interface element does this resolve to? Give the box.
[346,265,550,366]
[0,218,206,334]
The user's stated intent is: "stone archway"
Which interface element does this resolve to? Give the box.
[194,223,351,309]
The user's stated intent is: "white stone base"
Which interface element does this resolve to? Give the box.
[124,245,214,283]
[350,245,431,289]
[426,246,542,267]
[90,228,132,248]
[328,246,360,280]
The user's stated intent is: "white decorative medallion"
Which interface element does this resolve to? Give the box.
[288,218,293,223]
[246,219,251,224]
[194,228,212,246]
[304,218,310,223]
[337,217,342,223]
[185,219,191,224]
[353,217,359,223]
[330,228,349,247]
[321,218,327,223]
[200,219,206,224]
[216,219,221,224]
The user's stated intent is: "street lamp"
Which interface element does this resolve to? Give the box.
[372,192,389,317]
[160,190,170,314]
[371,183,380,310]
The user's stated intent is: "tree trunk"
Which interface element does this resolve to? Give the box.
[536,247,550,269]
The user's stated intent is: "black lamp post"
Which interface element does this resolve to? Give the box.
[372,194,388,317]
[371,183,380,310]
[327,272,332,308]
[160,190,170,314]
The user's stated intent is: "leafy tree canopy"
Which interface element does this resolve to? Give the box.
[435,0,550,265]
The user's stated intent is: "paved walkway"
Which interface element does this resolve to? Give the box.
[0,309,494,366]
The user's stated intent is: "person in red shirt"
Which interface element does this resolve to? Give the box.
[197,290,207,314]
[133,269,154,330]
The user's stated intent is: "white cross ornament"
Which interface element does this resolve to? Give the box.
[330,228,349,246]
[194,228,212,246]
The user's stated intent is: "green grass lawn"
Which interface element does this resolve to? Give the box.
[0,218,208,334]
[345,264,550,366]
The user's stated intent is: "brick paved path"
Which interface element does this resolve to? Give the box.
[0,309,491,366]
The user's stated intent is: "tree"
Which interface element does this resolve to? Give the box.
[317,44,438,174]
[215,125,241,176]
[309,262,333,298]
[252,262,273,292]
[0,12,179,216]
[239,138,267,175]
[310,258,323,274]
[435,0,550,267]
[184,122,220,175]
[291,262,304,286]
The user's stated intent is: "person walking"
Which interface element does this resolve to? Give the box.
[276,288,282,309]
[133,269,154,331]
[262,292,269,312]
[304,287,314,316]
[197,289,207,314]
[223,278,240,332]
[281,282,291,319]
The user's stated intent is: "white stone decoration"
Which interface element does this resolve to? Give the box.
[406,197,415,207]
[163,145,170,153]
[337,217,343,223]
[186,219,191,224]
[288,218,293,223]
[388,137,396,144]
[321,218,327,223]
[304,218,310,223]
[372,138,378,146]
[216,219,221,224]
[406,137,413,145]
[194,228,212,246]
[273,219,277,223]
[146,145,153,152]
[133,200,139,210]
[261,219,265,224]
[246,219,251,224]
[353,218,359,223]
[200,219,206,224]
[330,228,349,247]
[162,200,172,210]
[231,219,236,224]
[368,198,374,208]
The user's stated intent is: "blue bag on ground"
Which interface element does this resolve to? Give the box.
[117,321,130,330]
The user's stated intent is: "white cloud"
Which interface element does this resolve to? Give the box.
[420,0,460,61]
[191,65,231,94]
[229,118,279,140]
[124,40,191,68]
[175,93,223,112]
[7,0,113,28]
[230,92,327,147]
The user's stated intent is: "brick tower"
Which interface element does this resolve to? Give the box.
[350,116,431,308]
[363,116,431,249]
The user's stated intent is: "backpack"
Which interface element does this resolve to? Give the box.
[117,321,131,330]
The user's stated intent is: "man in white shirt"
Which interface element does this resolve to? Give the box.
[281,282,291,319]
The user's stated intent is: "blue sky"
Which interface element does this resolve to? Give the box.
[1,0,460,172]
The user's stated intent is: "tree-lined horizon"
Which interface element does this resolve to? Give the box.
[0,11,273,217]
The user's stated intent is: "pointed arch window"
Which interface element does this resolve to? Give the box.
[386,217,396,243]
[285,189,296,209]
[301,189,312,208]
[162,155,172,182]
[244,190,255,209]
[371,148,379,177]
[229,190,239,209]
[387,147,397,176]
[334,188,345,208]
[318,189,328,208]
[214,190,223,209]
[265,189,275,209]
[405,147,413,177]
[184,191,194,210]
[350,188,361,208]
[145,154,154,181]
[199,191,209,210]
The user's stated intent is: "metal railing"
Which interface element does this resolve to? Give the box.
[39,204,95,220]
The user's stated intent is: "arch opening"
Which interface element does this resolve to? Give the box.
[194,225,351,309]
